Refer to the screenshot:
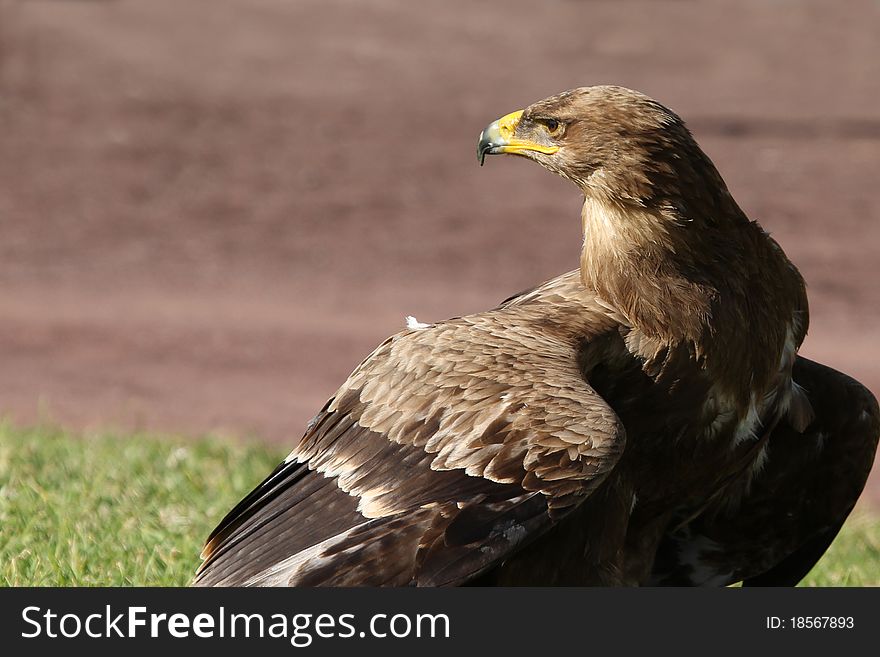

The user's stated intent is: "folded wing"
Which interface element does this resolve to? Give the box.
[195,282,625,586]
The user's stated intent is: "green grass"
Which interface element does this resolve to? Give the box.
[798,513,880,586]
[0,423,284,586]
[0,423,877,586]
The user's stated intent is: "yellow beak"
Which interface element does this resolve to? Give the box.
[477,110,559,165]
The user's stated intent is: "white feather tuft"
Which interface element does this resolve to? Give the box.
[405,315,431,330]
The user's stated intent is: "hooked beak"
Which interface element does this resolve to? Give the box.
[477,109,559,165]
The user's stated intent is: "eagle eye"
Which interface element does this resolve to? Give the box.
[539,118,562,137]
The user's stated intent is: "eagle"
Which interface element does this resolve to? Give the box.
[194,86,879,586]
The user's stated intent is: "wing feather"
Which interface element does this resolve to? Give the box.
[196,271,626,586]
[650,357,879,585]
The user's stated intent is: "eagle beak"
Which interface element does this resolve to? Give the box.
[477,109,559,165]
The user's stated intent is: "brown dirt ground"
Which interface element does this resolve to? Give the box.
[1,0,878,502]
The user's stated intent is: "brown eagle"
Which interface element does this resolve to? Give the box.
[195,86,878,586]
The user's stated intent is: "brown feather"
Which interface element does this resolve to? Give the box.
[195,86,878,587]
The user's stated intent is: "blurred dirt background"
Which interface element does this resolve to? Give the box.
[0,0,878,501]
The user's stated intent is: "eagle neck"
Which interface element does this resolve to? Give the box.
[579,195,713,349]
[578,194,809,410]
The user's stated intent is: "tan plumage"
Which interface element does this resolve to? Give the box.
[194,86,878,587]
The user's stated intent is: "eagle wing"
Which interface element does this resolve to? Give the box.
[650,356,880,586]
[194,272,626,586]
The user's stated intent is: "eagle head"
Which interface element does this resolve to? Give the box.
[478,85,726,209]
